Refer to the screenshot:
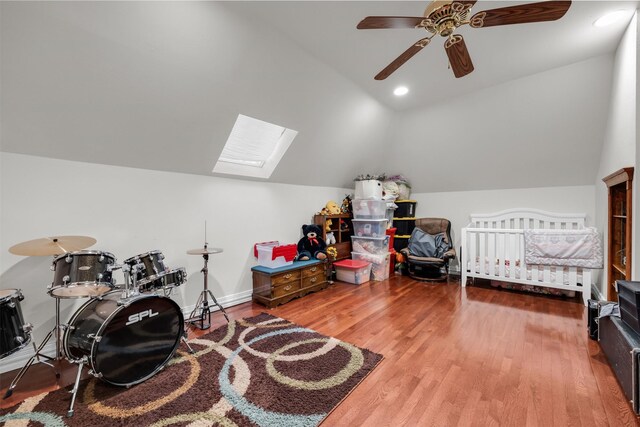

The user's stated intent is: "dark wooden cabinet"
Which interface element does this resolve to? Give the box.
[603,167,633,301]
[314,213,353,261]
[252,260,328,308]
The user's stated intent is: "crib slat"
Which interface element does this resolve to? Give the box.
[508,234,516,279]
[470,231,477,277]
[488,232,495,277]
[498,233,506,278]
[479,232,486,275]
[568,267,577,287]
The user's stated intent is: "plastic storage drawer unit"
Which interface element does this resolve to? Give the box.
[334,259,371,285]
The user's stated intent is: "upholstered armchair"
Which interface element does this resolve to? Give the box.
[400,218,456,281]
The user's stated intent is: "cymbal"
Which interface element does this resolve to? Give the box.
[9,235,97,256]
[187,247,223,255]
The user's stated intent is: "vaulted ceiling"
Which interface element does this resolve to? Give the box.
[1,1,637,192]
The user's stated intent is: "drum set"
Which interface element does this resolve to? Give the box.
[1,235,228,417]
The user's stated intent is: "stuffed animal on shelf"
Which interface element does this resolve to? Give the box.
[326,200,341,215]
[326,232,336,245]
[341,195,352,214]
[296,224,327,261]
[318,207,332,231]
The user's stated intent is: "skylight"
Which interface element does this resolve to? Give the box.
[213,114,297,179]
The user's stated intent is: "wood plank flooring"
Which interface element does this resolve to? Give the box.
[1,275,638,426]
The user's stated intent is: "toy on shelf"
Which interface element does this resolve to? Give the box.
[326,232,336,245]
[316,201,342,232]
[341,195,353,214]
[296,224,327,261]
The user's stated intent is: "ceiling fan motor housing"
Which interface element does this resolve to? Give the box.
[422,1,472,37]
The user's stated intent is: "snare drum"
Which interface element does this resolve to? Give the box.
[49,251,116,298]
[63,290,183,386]
[0,289,31,359]
[124,250,167,292]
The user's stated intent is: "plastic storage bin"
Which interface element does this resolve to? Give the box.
[254,241,297,269]
[395,200,417,218]
[351,235,389,255]
[352,219,388,237]
[352,199,388,219]
[394,218,416,236]
[355,180,383,200]
[334,259,371,285]
[351,252,390,281]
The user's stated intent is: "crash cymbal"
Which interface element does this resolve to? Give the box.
[186,247,223,255]
[9,235,97,256]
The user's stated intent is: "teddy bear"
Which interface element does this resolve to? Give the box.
[296,224,327,261]
[326,232,336,245]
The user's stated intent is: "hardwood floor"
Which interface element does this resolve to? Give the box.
[1,275,638,426]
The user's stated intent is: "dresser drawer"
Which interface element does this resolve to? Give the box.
[302,264,324,278]
[272,270,301,286]
[302,272,325,289]
[272,281,301,298]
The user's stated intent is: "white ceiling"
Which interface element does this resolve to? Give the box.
[226,1,638,110]
[0,1,637,192]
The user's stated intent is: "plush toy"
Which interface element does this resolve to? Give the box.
[326,232,336,245]
[382,180,400,200]
[341,195,352,214]
[318,207,332,231]
[326,200,341,215]
[296,224,327,261]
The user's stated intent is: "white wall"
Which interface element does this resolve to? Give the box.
[0,152,349,372]
[411,185,596,272]
[596,13,637,297]
[388,55,612,193]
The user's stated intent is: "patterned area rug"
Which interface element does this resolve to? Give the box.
[0,313,382,426]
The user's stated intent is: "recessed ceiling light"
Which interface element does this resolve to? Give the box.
[394,86,409,96]
[594,10,629,27]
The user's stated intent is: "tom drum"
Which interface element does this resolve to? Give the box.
[0,289,31,359]
[49,250,116,298]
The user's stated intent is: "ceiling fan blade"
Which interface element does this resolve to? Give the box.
[445,35,474,78]
[375,38,431,80]
[357,16,425,29]
[470,1,571,28]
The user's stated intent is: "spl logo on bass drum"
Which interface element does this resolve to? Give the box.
[126,309,159,326]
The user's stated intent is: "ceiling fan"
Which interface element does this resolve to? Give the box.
[357,0,572,79]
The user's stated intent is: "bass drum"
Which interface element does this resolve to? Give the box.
[64,291,183,386]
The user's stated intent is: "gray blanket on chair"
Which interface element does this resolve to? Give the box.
[408,228,450,258]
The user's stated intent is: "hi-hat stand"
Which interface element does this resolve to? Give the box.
[186,244,228,329]
[3,298,63,399]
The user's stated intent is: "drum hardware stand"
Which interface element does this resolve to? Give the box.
[66,356,88,417]
[187,243,229,330]
[3,298,65,399]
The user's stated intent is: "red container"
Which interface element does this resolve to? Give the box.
[386,227,397,250]
[389,249,396,275]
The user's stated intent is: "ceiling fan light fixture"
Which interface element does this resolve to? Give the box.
[594,10,630,27]
[394,86,409,96]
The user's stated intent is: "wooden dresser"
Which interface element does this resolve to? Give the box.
[251,260,328,308]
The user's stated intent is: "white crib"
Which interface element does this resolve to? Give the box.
[460,208,592,305]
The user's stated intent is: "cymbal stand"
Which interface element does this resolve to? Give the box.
[3,298,63,399]
[187,245,229,329]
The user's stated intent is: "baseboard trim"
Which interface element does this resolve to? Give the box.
[591,284,605,301]
[0,289,254,374]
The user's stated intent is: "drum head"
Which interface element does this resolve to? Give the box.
[0,289,20,302]
[49,283,112,299]
[94,295,183,386]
